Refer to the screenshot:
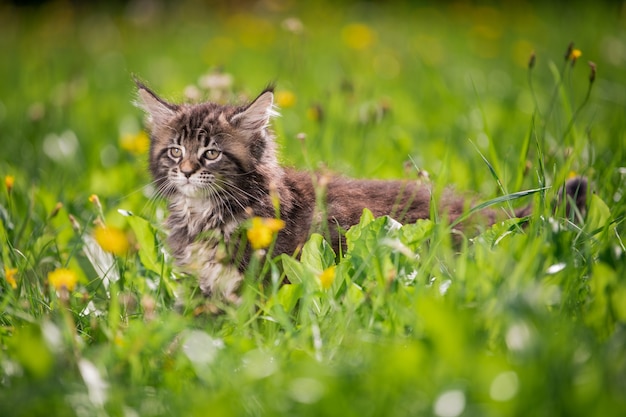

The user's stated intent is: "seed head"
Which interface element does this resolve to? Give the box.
[528,51,536,69]
[588,61,597,84]
[50,202,63,219]
[564,42,574,61]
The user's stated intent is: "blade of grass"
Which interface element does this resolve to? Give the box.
[450,186,549,229]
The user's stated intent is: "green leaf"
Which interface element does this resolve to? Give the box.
[345,282,365,307]
[274,283,303,314]
[125,212,161,275]
[400,219,434,249]
[585,194,611,234]
[343,214,403,285]
[611,284,626,323]
[476,217,526,248]
[345,208,375,252]
[347,215,401,257]
[585,262,617,336]
[8,323,54,379]
[280,254,309,285]
[300,233,336,274]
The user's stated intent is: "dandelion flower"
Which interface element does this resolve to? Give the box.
[275,90,296,108]
[247,217,285,250]
[569,49,582,61]
[319,265,336,290]
[48,268,78,292]
[342,23,376,50]
[569,48,582,66]
[119,131,150,155]
[4,267,17,289]
[94,225,130,255]
[5,175,14,193]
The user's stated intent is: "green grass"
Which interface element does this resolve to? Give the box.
[1,1,626,416]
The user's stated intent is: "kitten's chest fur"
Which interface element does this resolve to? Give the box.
[166,196,240,266]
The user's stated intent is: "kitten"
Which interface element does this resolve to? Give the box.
[135,81,587,300]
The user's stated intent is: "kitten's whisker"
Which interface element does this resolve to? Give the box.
[106,175,167,206]
[214,177,258,201]
[218,169,259,177]
[213,185,251,213]
[202,184,243,220]
[140,181,177,217]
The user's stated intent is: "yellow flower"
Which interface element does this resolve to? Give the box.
[5,175,14,193]
[319,265,336,290]
[569,49,582,61]
[94,225,130,255]
[275,90,296,108]
[247,217,285,250]
[4,267,17,289]
[120,131,150,155]
[48,268,78,292]
[342,23,376,50]
[88,194,103,213]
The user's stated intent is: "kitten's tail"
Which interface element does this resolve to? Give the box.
[514,177,588,220]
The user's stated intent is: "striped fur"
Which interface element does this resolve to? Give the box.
[136,81,588,301]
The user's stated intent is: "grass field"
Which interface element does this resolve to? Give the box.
[1,1,626,416]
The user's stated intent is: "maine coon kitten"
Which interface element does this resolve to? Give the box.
[136,82,587,300]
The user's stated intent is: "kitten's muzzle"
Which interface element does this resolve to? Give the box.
[180,159,200,178]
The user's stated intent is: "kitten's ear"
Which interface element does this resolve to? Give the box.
[230,89,278,130]
[134,80,178,126]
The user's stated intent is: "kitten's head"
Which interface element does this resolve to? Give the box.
[135,81,279,202]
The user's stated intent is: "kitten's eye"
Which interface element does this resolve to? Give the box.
[169,147,182,159]
[203,149,221,161]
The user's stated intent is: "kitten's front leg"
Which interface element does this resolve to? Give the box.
[198,262,243,303]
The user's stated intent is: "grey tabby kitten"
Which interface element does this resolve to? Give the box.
[136,81,587,301]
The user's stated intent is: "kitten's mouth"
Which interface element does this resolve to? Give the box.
[178,181,216,200]
[178,182,201,197]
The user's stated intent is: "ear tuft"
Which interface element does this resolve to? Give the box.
[231,90,278,130]
[134,80,178,127]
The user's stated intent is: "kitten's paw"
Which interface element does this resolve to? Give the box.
[198,262,243,302]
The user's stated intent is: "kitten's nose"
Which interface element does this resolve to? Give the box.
[180,160,198,178]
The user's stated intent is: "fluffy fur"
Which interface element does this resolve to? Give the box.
[135,81,587,300]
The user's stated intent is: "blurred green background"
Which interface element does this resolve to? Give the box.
[1,1,626,416]
[2,0,624,205]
